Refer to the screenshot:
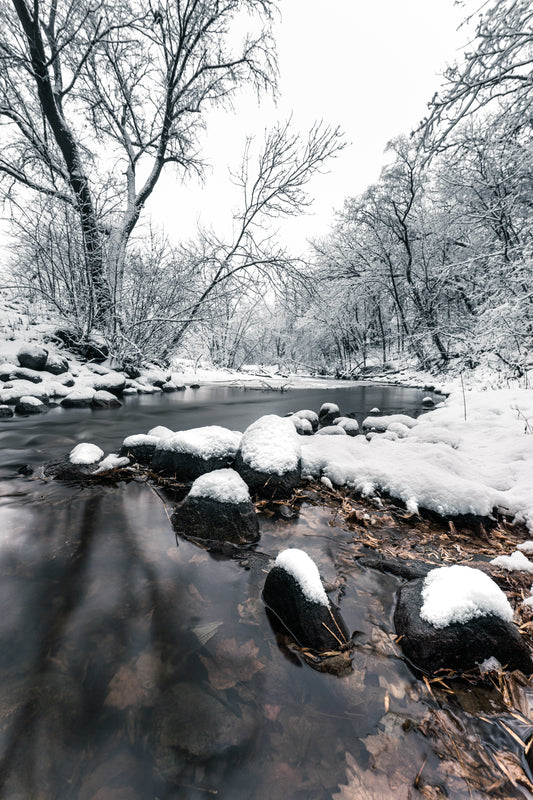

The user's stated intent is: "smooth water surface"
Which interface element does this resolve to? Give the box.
[0,385,526,799]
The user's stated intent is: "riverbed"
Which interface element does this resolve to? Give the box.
[0,383,531,799]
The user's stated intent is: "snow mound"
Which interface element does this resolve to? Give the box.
[189,468,251,504]
[148,425,174,439]
[490,551,533,573]
[517,541,533,555]
[362,413,418,432]
[94,454,130,473]
[69,443,104,465]
[420,565,513,629]
[275,548,329,606]
[316,425,346,436]
[239,415,300,475]
[123,434,160,448]
[160,426,241,460]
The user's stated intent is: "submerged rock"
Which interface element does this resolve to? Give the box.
[394,566,533,674]
[263,548,350,653]
[171,469,259,544]
[235,415,301,499]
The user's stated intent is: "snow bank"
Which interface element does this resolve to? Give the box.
[239,415,300,475]
[69,443,104,465]
[275,548,329,606]
[420,565,513,628]
[300,388,533,527]
[159,426,241,460]
[189,468,251,504]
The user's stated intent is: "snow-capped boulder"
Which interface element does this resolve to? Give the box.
[318,402,340,427]
[162,381,178,392]
[91,371,126,395]
[362,413,417,433]
[171,469,259,544]
[152,426,241,480]
[45,353,69,375]
[0,405,13,418]
[120,434,161,465]
[15,396,47,415]
[61,387,96,408]
[0,380,50,405]
[291,415,313,436]
[9,366,43,383]
[333,416,359,436]
[263,548,350,653]
[43,442,104,481]
[91,390,122,408]
[422,396,435,407]
[70,442,104,465]
[394,565,533,674]
[17,343,48,371]
[235,415,301,499]
[316,425,346,436]
[0,362,17,381]
[293,409,319,432]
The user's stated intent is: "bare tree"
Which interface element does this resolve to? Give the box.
[421,0,533,150]
[0,0,276,327]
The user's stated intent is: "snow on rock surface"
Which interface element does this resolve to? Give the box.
[490,551,533,573]
[94,454,130,473]
[420,565,513,629]
[188,468,251,504]
[362,413,418,432]
[274,549,329,606]
[69,443,104,465]
[239,415,300,475]
[148,425,174,440]
[159,426,241,460]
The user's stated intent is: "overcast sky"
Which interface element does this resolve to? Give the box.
[151,0,469,251]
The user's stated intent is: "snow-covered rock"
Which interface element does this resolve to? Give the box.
[235,415,301,498]
[69,442,104,465]
[93,454,130,473]
[61,386,96,408]
[490,551,533,573]
[171,468,259,544]
[263,548,350,653]
[362,413,418,432]
[17,343,48,371]
[90,371,126,395]
[291,415,314,436]
[0,380,50,405]
[120,434,161,465]
[293,409,319,431]
[316,425,346,436]
[394,565,532,674]
[15,395,47,415]
[45,353,69,375]
[152,426,241,480]
[333,417,359,436]
[91,390,122,408]
[318,402,340,427]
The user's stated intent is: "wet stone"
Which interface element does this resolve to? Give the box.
[171,495,259,545]
[394,577,533,675]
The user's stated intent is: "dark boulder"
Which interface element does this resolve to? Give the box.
[171,469,259,544]
[0,405,13,418]
[152,426,241,480]
[318,402,340,427]
[263,548,350,653]
[17,344,48,371]
[235,415,301,499]
[119,434,160,465]
[45,353,69,375]
[394,572,533,674]
[15,396,47,415]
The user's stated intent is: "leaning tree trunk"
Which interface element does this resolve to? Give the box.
[13,0,113,328]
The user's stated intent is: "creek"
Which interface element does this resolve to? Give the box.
[0,383,528,799]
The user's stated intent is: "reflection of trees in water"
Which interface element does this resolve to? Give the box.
[0,487,190,798]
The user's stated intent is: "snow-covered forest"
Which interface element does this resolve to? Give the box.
[0,0,531,379]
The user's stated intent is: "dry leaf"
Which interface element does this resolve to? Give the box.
[332,751,411,800]
[199,637,264,690]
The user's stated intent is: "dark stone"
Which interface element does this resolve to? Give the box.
[15,397,47,415]
[0,405,13,418]
[91,390,122,408]
[43,459,100,481]
[17,464,33,476]
[422,397,435,407]
[17,344,48,371]
[152,447,235,480]
[171,495,259,545]
[45,353,69,375]
[318,404,340,427]
[119,435,159,465]
[263,566,350,653]
[394,578,533,674]
[189,383,201,389]
[234,451,301,499]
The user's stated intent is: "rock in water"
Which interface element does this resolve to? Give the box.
[318,402,340,427]
[235,415,301,499]
[152,426,241,480]
[394,565,533,674]
[263,548,350,653]
[171,469,259,544]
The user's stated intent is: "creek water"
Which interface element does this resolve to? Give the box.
[0,383,528,799]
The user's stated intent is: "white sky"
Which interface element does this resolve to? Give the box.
[149,0,469,252]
